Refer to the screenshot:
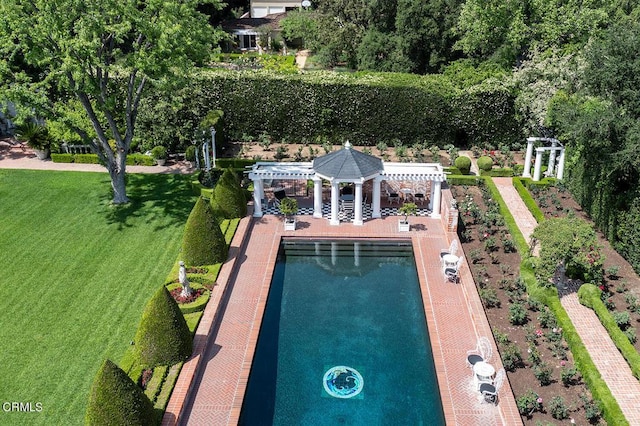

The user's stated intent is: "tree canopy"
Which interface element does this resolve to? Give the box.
[0,0,224,203]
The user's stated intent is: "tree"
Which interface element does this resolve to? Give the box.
[85,359,155,425]
[0,0,224,203]
[532,216,604,286]
[182,196,228,266]
[211,168,247,219]
[134,286,193,367]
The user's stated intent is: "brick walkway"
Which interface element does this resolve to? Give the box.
[494,177,640,425]
[167,212,521,425]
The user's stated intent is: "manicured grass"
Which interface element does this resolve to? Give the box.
[0,169,195,425]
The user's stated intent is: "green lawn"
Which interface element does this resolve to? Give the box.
[0,169,195,425]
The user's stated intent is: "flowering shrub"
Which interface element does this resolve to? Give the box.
[516,389,543,417]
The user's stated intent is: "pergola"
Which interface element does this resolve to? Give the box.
[522,137,566,181]
[248,143,447,225]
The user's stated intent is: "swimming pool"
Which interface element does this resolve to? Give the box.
[239,239,445,425]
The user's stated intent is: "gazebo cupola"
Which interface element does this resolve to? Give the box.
[313,142,383,225]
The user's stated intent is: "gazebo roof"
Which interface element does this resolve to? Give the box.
[312,142,383,181]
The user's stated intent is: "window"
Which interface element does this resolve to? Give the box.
[239,34,257,49]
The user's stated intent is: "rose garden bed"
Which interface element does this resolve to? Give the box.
[452,183,604,425]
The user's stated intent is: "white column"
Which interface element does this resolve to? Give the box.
[372,177,382,218]
[252,179,263,217]
[533,148,544,181]
[313,178,323,218]
[354,182,363,225]
[429,181,435,211]
[557,148,566,180]
[330,181,340,225]
[548,139,558,177]
[523,138,534,177]
[431,180,442,218]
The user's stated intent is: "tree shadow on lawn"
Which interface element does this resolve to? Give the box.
[101,173,196,230]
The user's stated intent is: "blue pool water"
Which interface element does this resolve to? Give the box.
[239,239,445,425]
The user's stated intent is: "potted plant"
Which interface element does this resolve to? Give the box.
[15,121,51,160]
[398,202,418,232]
[151,146,168,166]
[279,197,298,231]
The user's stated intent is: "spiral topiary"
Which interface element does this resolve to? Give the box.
[211,168,247,219]
[84,359,155,426]
[182,196,228,266]
[134,286,193,368]
[477,155,494,172]
[454,155,472,175]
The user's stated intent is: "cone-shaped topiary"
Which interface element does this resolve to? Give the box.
[454,155,472,175]
[211,168,247,219]
[182,196,228,266]
[134,286,193,368]
[84,359,155,425]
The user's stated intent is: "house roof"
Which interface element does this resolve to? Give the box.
[222,12,287,32]
[312,142,384,181]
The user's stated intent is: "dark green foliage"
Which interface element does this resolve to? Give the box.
[134,286,193,368]
[51,153,74,163]
[182,196,228,266]
[84,359,155,426]
[454,155,471,174]
[476,155,493,171]
[73,153,101,164]
[211,168,247,219]
[136,70,522,150]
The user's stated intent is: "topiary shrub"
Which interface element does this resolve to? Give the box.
[454,155,472,175]
[182,196,228,266]
[211,168,247,219]
[84,359,155,426]
[134,286,193,368]
[477,155,493,172]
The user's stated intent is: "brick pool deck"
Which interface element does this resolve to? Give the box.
[163,208,521,425]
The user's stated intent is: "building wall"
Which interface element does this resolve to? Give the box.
[251,0,300,17]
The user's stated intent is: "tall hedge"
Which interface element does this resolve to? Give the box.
[136,69,522,150]
[211,168,247,219]
[134,286,193,368]
[182,196,228,266]
[84,359,155,425]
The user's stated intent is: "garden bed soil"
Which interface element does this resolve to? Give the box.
[453,184,604,425]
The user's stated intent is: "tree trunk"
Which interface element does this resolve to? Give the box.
[110,169,129,204]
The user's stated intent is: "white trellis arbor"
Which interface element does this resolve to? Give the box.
[247,143,447,225]
[522,137,566,181]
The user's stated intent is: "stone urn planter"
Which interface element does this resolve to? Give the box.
[34,148,50,160]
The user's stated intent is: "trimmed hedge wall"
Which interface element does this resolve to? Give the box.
[51,153,156,166]
[512,177,546,223]
[479,167,515,177]
[136,69,522,151]
[578,284,640,380]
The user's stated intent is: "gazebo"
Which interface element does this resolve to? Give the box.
[248,143,447,225]
[522,137,566,181]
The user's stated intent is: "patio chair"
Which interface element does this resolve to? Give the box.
[479,368,505,404]
[273,189,287,208]
[466,336,493,368]
[340,199,354,213]
[443,255,463,283]
[386,190,400,204]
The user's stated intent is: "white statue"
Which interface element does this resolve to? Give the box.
[179,261,192,297]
